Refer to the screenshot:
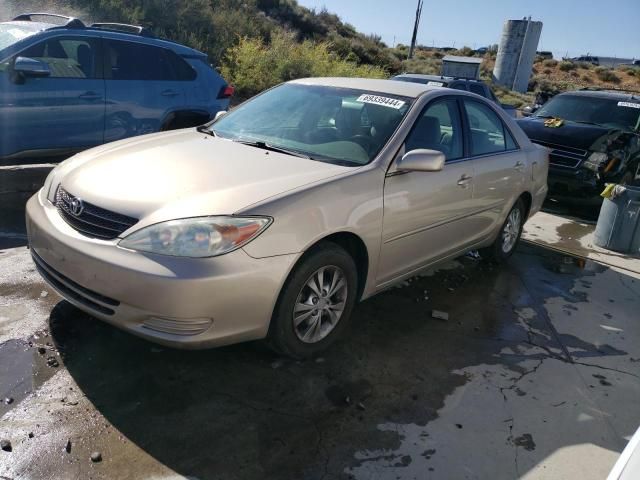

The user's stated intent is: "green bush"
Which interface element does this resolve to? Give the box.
[559,61,577,71]
[595,68,621,83]
[221,32,388,98]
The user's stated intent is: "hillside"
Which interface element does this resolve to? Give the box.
[3,1,638,105]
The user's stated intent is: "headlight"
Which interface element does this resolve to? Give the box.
[118,216,272,258]
[583,152,608,171]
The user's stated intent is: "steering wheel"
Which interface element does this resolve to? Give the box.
[349,135,373,154]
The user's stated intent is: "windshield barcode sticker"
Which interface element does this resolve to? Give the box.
[356,94,405,109]
[618,101,640,109]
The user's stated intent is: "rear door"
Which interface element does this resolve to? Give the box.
[103,39,185,143]
[0,35,104,161]
[462,99,525,239]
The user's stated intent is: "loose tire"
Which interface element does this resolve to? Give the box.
[267,243,358,358]
[481,198,526,263]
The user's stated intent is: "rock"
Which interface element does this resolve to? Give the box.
[356,402,366,411]
[455,423,463,429]
[431,310,449,321]
[28,432,34,439]
[47,356,59,368]
[37,347,46,355]
[40,290,49,298]
[4,397,13,405]
[344,396,352,405]
[65,439,72,453]
[90,451,102,462]
[0,440,11,452]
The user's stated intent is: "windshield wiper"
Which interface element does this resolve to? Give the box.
[233,139,312,159]
[196,125,215,136]
[570,120,607,128]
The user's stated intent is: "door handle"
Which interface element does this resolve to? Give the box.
[79,91,102,100]
[161,89,180,97]
[457,174,473,188]
[514,161,525,171]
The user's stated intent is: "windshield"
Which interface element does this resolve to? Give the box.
[535,94,640,132]
[211,83,412,165]
[0,24,37,53]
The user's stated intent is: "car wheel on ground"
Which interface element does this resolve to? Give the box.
[481,198,526,263]
[267,243,358,358]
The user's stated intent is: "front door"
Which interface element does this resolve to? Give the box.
[0,35,104,161]
[377,97,476,286]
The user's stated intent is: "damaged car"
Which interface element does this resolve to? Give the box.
[517,89,640,205]
[27,78,548,357]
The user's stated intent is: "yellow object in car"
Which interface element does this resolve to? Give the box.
[544,117,564,128]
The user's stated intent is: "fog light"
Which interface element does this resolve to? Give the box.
[142,317,213,336]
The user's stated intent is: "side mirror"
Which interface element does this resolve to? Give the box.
[398,149,445,172]
[13,57,51,78]
[214,111,227,122]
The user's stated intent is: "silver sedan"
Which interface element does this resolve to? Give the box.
[26,77,548,357]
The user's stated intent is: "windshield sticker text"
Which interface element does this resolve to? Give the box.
[427,81,444,87]
[356,94,405,109]
[618,101,640,109]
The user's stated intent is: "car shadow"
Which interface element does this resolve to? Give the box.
[47,243,637,479]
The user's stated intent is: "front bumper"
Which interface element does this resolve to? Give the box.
[25,191,299,349]
[547,166,603,204]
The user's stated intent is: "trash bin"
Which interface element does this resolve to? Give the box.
[594,185,640,255]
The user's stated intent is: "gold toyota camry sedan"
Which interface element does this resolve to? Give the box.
[26,77,548,357]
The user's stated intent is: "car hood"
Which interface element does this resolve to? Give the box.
[517,116,616,151]
[58,130,353,226]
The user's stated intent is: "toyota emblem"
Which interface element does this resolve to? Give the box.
[69,197,84,216]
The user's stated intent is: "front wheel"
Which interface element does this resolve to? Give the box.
[266,243,358,358]
[481,199,526,263]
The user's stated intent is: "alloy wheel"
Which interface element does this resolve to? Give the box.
[293,265,348,344]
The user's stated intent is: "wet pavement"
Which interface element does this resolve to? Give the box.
[1,223,639,479]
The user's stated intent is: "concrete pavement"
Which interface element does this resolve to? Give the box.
[1,220,638,479]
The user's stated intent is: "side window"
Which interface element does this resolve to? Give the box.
[449,82,467,91]
[106,40,175,81]
[405,99,463,161]
[165,50,197,81]
[19,36,99,78]
[464,100,519,155]
[468,83,487,98]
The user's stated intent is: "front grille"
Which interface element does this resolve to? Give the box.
[32,250,119,316]
[55,187,138,240]
[531,139,588,169]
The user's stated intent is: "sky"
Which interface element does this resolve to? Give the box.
[297,0,639,60]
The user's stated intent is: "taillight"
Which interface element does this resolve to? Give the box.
[218,85,235,99]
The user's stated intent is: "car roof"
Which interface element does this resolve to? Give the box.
[559,90,640,101]
[290,77,440,98]
[0,19,205,57]
[394,74,454,83]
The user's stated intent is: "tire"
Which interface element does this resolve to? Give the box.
[481,198,526,263]
[266,242,358,359]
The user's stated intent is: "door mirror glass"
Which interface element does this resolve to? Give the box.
[398,149,445,172]
[14,57,51,77]
[214,110,228,121]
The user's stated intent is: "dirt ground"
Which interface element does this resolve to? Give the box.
[1,199,638,479]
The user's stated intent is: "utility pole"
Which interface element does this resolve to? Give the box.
[408,0,423,59]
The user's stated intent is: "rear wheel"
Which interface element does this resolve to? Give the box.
[481,199,525,263]
[267,243,358,358]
